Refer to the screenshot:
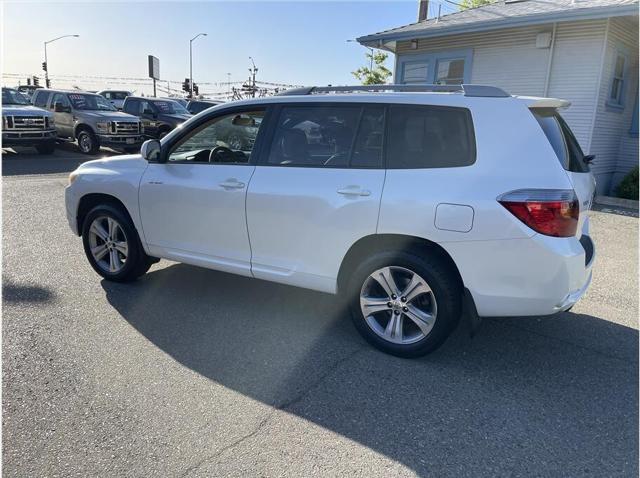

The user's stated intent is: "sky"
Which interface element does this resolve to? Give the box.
[2,0,458,97]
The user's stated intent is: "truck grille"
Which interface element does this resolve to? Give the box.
[6,116,47,130]
[110,121,140,134]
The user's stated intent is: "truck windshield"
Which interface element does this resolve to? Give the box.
[2,88,31,105]
[68,93,116,111]
[152,100,189,115]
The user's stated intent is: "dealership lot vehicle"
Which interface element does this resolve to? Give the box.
[97,90,131,110]
[65,84,596,357]
[122,96,192,139]
[186,99,225,114]
[2,87,57,154]
[31,89,143,155]
[15,84,42,100]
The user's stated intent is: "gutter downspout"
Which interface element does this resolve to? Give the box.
[586,17,610,154]
[543,23,557,97]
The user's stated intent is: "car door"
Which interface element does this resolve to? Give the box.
[138,106,268,277]
[246,103,387,293]
[139,100,160,138]
[50,93,74,138]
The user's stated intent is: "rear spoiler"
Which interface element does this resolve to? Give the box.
[515,96,571,109]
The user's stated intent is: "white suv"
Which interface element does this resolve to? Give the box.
[65,84,596,357]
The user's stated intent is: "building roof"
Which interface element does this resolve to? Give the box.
[357,0,639,47]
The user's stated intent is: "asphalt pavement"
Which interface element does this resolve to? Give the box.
[3,147,638,477]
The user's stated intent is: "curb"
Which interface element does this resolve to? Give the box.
[594,195,639,210]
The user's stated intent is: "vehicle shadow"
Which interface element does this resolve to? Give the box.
[102,263,638,476]
[2,145,119,176]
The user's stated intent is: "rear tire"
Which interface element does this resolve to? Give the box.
[347,250,462,358]
[35,142,56,155]
[81,204,152,282]
[77,129,100,155]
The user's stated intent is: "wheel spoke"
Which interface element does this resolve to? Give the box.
[113,241,128,257]
[90,221,109,241]
[402,273,431,303]
[361,297,391,315]
[109,249,120,272]
[384,314,403,341]
[91,244,108,261]
[403,304,435,336]
[372,267,400,298]
[107,217,117,239]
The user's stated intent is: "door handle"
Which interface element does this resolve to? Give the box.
[219,179,246,190]
[337,186,371,197]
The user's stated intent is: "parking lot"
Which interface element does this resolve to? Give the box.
[3,148,638,477]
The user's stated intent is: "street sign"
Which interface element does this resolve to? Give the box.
[148,55,160,80]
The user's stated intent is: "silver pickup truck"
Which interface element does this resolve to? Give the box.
[31,89,143,155]
[2,87,57,154]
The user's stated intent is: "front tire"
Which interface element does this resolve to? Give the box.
[77,129,99,155]
[82,204,152,282]
[347,250,462,358]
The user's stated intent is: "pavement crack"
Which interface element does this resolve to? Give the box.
[179,346,365,477]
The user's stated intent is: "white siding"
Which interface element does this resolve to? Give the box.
[589,16,639,194]
[546,20,608,150]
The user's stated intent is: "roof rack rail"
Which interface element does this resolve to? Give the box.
[276,84,510,98]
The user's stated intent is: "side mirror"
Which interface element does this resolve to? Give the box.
[141,139,162,162]
[54,102,68,113]
[583,154,595,164]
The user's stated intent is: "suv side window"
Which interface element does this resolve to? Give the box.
[266,104,384,168]
[168,109,266,164]
[386,105,476,169]
[139,101,155,116]
[33,90,50,108]
[123,99,138,115]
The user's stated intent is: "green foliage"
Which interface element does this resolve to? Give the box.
[352,51,392,85]
[616,166,639,200]
[460,0,495,10]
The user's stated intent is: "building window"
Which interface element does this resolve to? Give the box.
[397,49,472,85]
[435,58,465,85]
[608,52,627,107]
[631,90,639,136]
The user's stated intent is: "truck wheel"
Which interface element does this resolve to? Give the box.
[347,250,462,358]
[82,204,153,282]
[77,129,100,155]
[35,142,56,155]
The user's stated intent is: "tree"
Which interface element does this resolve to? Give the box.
[460,0,494,10]
[352,51,392,85]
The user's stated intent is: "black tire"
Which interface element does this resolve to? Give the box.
[35,142,56,155]
[347,250,462,358]
[81,204,152,282]
[158,128,170,139]
[76,128,100,155]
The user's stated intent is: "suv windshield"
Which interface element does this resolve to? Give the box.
[2,88,30,105]
[67,93,116,111]
[151,100,189,115]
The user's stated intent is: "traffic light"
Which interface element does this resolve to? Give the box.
[193,83,199,96]
[42,61,47,72]
[32,76,40,87]
[182,78,190,93]
[46,78,51,88]
[26,77,31,86]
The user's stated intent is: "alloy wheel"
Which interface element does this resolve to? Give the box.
[88,216,129,273]
[359,266,438,345]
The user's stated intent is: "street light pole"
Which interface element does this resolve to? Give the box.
[189,33,207,98]
[44,34,79,88]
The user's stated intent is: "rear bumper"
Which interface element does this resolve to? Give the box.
[443,218,595,317]
[3,130,57,146]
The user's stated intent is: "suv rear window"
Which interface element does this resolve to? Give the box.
[386,105,475,169]
[532,109,589,173]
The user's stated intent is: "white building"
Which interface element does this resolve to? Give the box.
[358,0,639,195]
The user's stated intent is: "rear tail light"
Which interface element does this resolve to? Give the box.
[498,189,579,237]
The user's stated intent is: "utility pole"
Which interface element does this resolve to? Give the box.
[248,57,258,98]
[44,34,79,88]
[189,32,207,99]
